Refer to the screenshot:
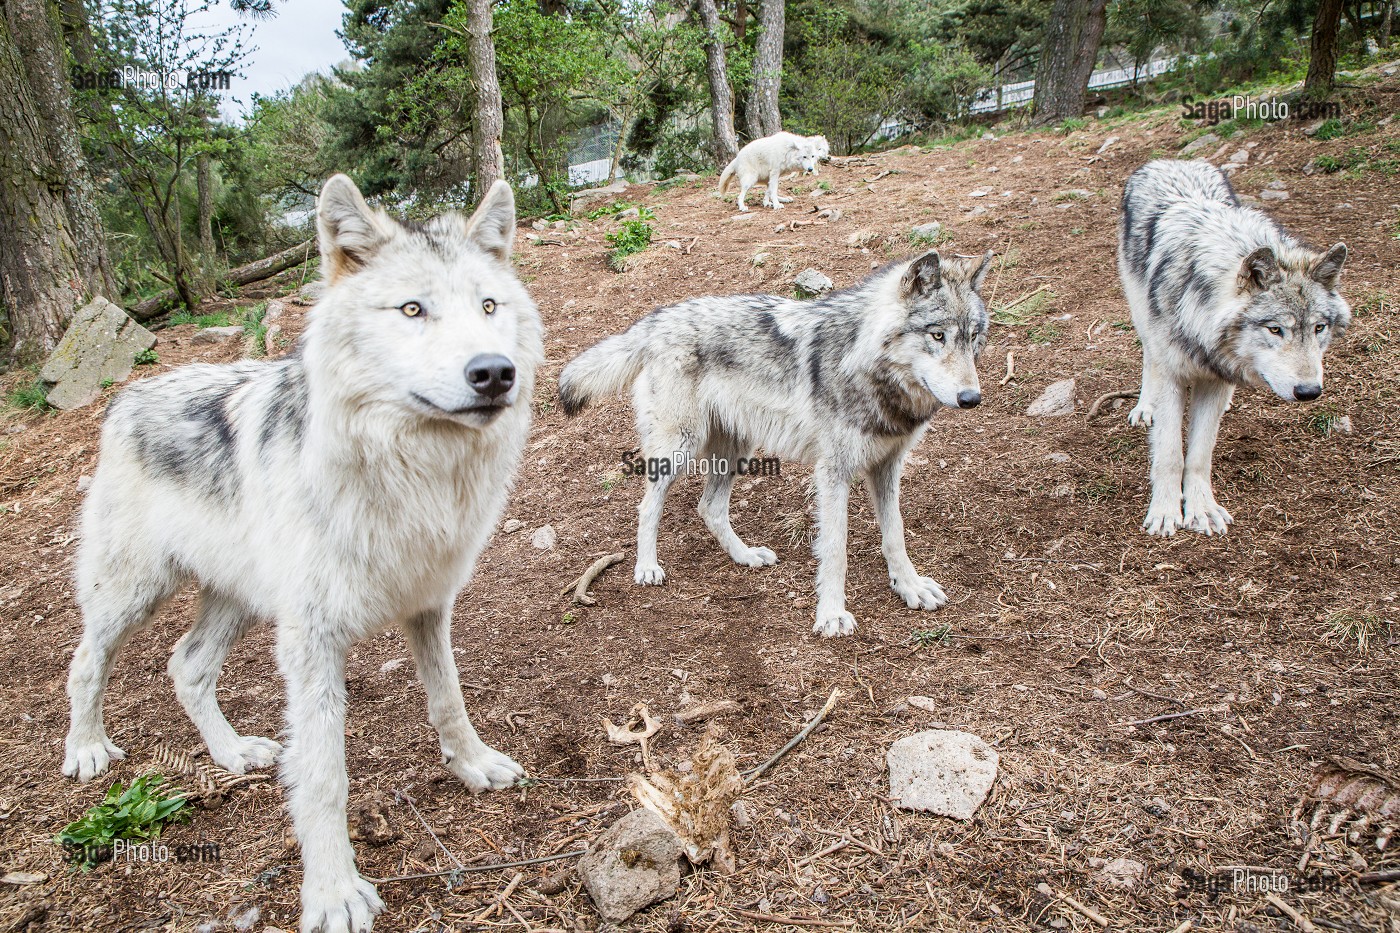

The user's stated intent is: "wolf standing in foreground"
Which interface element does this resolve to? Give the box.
[717,131,822,211]
[62,175,542,932]
[1119,159,1349,536]
[559,250,991,637]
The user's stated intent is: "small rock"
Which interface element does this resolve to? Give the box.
[77,474,93,492]
[379,658,406,674]
[263,299,286,323]
[751,251,772,267]
[794,269,833,297]
[617,207,641,220]
[1011,155,1024,164]
[1267,180,1287,190]
[578,809,683,923]
[1229,149,1249,164]
[887,730,999,820]
[1045,451,1070,463]
[911,221,942,240]
[1096,136,1120,154]
[1027,379,1076,417]
[38,297,156,410]
[845,229,878,248]
[968,189,989,198]
[229,905,260,932]
[1091,688,1107,701]
[531,525,557,550]
[906,696,940,713]
[191,326,244,345]
[1180,132,1219,155]
[502,518,524,534]
[1333,415,1353,434]
[1260,189,1289,201]
[967,205,987,216]
[298,280,325,302]
[0,872,47,885]
[981,132,995,141]
[1096,857,1146,890]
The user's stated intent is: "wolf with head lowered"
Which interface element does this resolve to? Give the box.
[1119,159,1349,537]
[63,175,542,933]
[559,250,992,637]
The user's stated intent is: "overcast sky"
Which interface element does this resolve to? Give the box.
[200,0,352,121]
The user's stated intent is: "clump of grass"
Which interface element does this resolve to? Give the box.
[56,774,190,868]
[1324,611,1387,653]
[1080,475,1119,502]
[241,302,268,357]
[134,348,159,365]
[908,227,950,248]
[606,219,653,271]
[168,309,233,328]
[1305,406,1344,437]
[912,625,952,647]
[587,201,654,222]
[6,378,51,412]
[992,288,1052,326]
[1026,321,1063,344]
[1313,118,1345,141]
[1057,117,1087,134]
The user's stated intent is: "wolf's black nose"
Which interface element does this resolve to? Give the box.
[1293,383,1322,401]
[957,389,982,409]
[465,354,516,399]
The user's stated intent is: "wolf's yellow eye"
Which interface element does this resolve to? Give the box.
[400,301,423,318]
[482,298,496,315]
[930,330,946,343]
[1315,322,1327,334]
[1267,325,1283,336]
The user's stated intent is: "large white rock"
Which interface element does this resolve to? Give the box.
[578,809,682,922]
[794,268,833,297]
[1027,378,1077,417]
[887,729,999,820]
[39,297,156,410]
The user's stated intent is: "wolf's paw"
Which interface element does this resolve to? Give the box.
[892,575,948,611]
[813,610,856,638]
[1143,503,1183,537]
[210,736,282,774]
[300,870,383,933]
[634,563,666,585]
[1127,403,1154,427]
[776,195,793,203]
[735,546,778,568]
[63,737,125,782]
[445,745,525,793]
[1184,497,1232,536]
[737,204,750,213]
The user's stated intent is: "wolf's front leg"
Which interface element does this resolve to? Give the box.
[403,607,522,790]
[1181,380,1235,535]
[279,624,383,933]
[812,462,855,637]
[765,175,783,210]
[866,454,947,611]
[1143,378,1187,536]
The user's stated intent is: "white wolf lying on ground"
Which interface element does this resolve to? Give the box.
[62,174,542,933]
[1119,159,1349,537]
[559,249,991,637]
[717,131,823,210]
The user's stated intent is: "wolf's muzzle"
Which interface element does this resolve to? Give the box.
[1292,383,1322,402]
[465,354,516,400]
[956,389,982,409]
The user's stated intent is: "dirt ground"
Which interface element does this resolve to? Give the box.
[2,73,1398,933]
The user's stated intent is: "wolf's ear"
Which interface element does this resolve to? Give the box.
[971,250,994,293]
[1238,246,1280,293]
[317,174,390,283]
[1309,243,1347,290]
[466,180,516,264]
[901,250,942,299]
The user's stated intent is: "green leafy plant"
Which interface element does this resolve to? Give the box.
[606,219,653,270]
[168,310,233,328]
[1313,118,1344,141]
[57,774,190,868]
[912,625,952,647]
[134,348,159,366]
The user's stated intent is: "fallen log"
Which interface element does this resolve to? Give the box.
[133,237,317,322]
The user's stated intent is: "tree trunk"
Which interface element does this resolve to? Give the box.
[1031,0,1109,126]
[196,149,215,257]
[1382,0,1393,48]
[466,0,505,201]
[696,0,739,165]
[747,0,783,137]
[1303,0,1346,101]
[134,237,316,321]
[0,0,114,364]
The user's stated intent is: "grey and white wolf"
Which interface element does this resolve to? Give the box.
[717,131,822,210]
[1119,159,1349,536]
[62,174,542,933]
[558,250,991,637]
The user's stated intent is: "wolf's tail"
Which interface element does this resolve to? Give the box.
[717,158,737,193]
[559,327,649,416]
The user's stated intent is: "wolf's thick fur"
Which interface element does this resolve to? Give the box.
[63,175,543,932]
[717,131,822,210]
[1119,159,1349,536]
[559,250,991,637]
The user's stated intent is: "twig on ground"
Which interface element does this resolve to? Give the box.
[561,552,625,605]
[1169,922,1193,933]
[369,848,588,885]
[996,284,1050,315]
[1359,869,1400,884]
[999,350,1016,386]
[744,687,841,782]
[1035,883,1109,928]
[475,872,523,922]
[1087,388,1139,420]
[732,909,854,928]
[1117,708,1206,728]
[1265,892,1317,932]
[395,788,464,872]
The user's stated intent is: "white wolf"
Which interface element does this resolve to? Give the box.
[717,131,822,210]
[1119,159,1349,536]
[805,134,831,174]
[558,250,991,637]
[62,175,542,933]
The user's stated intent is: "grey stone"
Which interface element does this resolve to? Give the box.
[911,222,942,240]
[1260,188,1289,201]
[531,524,557,550]
[794,269,833,296]
[578,809,682,922]
[887,730,999,820]
[39,297,156,410]
[1027,379,1077,417]
[191,325,244,345]
[1096,136,1120,154]
[845,229,878,249]
[1180,133,1219,155]
[1094,856,1146,889]
[501,518,524,534]
[1228,149,1249,164]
